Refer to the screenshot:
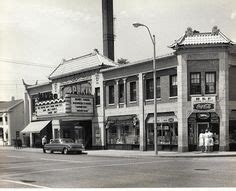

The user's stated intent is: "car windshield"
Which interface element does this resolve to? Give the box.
[61,139,74,143]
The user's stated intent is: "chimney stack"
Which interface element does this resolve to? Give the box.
[102,0,114,61]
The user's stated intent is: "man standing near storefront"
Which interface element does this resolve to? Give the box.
[42,135,47,153]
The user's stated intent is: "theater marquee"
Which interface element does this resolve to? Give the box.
[192,96,216,112]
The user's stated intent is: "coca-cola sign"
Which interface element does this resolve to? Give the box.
[193,103,214,110]
[192,96,216,112]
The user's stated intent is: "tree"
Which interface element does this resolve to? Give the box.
[117,58,129,65]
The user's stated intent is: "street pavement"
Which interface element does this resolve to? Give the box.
[0,146,236,188]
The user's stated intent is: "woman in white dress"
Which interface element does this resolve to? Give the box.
[199,129,205,152]
[205,129,210,152]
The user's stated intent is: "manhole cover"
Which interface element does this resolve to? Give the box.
[20,180,36,183]
[194,169,209,171]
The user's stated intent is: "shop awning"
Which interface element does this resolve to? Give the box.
[147,115,178,124]
[21,121,51,133]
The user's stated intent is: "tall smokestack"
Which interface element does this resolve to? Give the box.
[102,0,114,61]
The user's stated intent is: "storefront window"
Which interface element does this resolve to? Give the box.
[107,118,139,145]
[147,122,178,146]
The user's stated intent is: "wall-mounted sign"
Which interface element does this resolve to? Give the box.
[192,96,216,112]
[71,97,93,114]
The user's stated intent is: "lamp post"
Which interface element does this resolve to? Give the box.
[133,23,158,155]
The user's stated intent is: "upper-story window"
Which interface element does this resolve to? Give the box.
[108,85,115,104]
[130,81,137,102]
[190,72,201,95]
[205,72,216,94]
[119,83,124,103]
[170,75,177,97]
[146,78,161,99]
[95,87,100,105]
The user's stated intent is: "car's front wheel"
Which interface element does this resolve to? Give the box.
[63,148,68,155]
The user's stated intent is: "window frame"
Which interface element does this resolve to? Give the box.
[95,87,100,106]
[118,83,124,103]
[190,72,201,95]
[170,74,177,97]
[205,72,216,94]
[145,77,161,100]
[129,81,137,102]
[108,85,115,105]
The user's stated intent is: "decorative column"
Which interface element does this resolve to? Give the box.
[116,79,119,108]
[219,52,229,151]
[101,82,106,148]
[123,78,127,108]
[177,54,189,152]
[139,73,146,151]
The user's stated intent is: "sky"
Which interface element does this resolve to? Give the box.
[0,0,236,101]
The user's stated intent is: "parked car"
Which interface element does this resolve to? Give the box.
[44,138,84,154]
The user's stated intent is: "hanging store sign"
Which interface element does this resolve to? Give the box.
[192,96,216,112]
[71,97,93,114]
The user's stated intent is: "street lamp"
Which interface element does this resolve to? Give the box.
[133,22,158,155]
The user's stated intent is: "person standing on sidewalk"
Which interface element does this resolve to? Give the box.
[199,129,205,152]
[42,135,47,153]
[209,130,214,152]
[205,129,210,152]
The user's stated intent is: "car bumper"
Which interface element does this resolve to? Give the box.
[68,147,84,152]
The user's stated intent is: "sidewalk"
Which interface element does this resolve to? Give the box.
[1,146,236,158]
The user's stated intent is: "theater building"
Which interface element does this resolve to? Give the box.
[23,27,236,152]
[22,50,116,148]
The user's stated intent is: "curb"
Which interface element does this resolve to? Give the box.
[1,147,236,158]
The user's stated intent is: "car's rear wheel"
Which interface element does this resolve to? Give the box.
[50,150,53,154]
[63,148,68,155]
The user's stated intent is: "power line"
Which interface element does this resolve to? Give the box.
[0,58,57,68]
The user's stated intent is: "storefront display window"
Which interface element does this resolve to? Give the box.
[107,124,139,145]
[147,122,178,146]
[106,115,140,149]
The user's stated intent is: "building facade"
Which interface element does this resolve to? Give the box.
[0,98,24,146]
[23,27,236,152]
[22,50,116,148]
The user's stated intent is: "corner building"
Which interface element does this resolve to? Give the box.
[101,27,236,152]
[23,27,236,152]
